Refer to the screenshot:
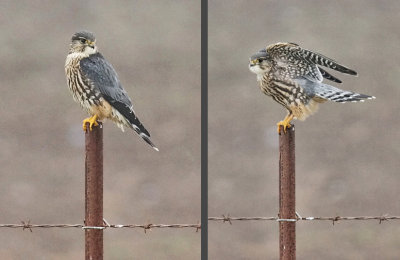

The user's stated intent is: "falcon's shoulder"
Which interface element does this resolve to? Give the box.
[79,53,131,105]
[266,42,300,59]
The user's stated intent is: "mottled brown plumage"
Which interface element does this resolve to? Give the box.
[249,42,375,133]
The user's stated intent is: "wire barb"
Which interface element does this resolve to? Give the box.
[21,220,32,232]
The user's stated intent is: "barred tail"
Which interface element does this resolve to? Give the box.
[316,83,375,103]
[132,124,159,151]
[129,118,159,151]
[106,98,159,151]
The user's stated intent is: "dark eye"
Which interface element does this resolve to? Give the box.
[80,39,86,44]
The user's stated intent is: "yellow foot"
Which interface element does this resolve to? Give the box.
[82,115,99,131]
[276,114,294,134]
[277,121,292,134]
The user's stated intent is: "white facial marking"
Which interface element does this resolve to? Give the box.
[83,45,97,55]
[249,64,265,75]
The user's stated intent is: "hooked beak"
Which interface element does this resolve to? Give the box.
[250,59,258,66]
[87,40,96,49]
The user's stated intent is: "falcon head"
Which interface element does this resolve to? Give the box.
[249,49,271,75]
[69,31,98,55]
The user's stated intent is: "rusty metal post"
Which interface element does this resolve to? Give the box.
[279,125,296,260]
[85,122,103,260]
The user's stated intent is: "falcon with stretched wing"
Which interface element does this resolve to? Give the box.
[249,42,375,133]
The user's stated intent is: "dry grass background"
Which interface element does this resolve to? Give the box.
[0,1,200,259]
[209,1,400,260]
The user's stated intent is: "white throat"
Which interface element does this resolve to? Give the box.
[65,47,98,67]
[83,46,98,56]
[249,65,266,81]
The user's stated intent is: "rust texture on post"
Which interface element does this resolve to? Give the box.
[279,125,296,260]
[85,122,103,260]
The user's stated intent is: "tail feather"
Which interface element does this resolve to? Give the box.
[296,78,375,103]
[316,83,375,103]
[105,98,158,151]
[104,97,151,136]
[132,125,159,151]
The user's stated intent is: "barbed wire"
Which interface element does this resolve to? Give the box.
[0,220,201,233]
[209,214,400,225]
[1,214,399,232]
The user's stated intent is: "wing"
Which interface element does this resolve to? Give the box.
[267,42,357,83]
[79,53,150,137]
[318,67,342,83]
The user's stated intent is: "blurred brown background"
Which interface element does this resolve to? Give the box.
[0,1,200,259]
[209,1,400,259]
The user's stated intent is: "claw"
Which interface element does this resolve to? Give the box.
[277,121,292,133]
[276,114,294,134]
[82,115,99,131]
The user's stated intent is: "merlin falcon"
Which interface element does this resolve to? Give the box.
[65,31,158,151]
[249,42,375,133]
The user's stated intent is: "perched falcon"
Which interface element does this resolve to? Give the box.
[65,31,158,151]
[249,42,375,133]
